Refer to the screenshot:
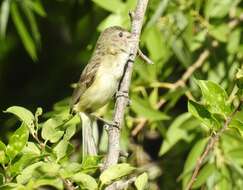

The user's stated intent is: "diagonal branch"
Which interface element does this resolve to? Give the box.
[103,0,149,170]
[185,103,241,190]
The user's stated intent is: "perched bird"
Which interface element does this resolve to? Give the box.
[70,26,132,157]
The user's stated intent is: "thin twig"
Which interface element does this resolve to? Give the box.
[138,48,153,64]
[155,49,210,90]
[185,103,241,190]
[103,0,149,171]
[62,178,76,190]
[131,49,210,136]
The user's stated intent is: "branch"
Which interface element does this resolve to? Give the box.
[153,49,210,90]
[185,104,241,190]
[138,48,153,64]
[103,0,149,170]
[131,49,210,136]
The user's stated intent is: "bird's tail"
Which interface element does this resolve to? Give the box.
[79,112,98,158]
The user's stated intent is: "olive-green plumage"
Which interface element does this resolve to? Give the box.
[70,26,132,156]
[71,26,132,114]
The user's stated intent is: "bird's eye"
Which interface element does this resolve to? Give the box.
[118,32,123,37]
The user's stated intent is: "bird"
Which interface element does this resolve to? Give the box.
[70,26,132,157]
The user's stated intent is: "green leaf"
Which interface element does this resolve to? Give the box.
[197,80,232,116]
[208,24,230,42]
[22,142,40,156]
[135,172,148,190]
[9,154,37,176]
[227,28,241,54]
[25,0,47,17]
[71,172,98,189]
[0,0,10,37]
[6,123,29,160]
[29,178,63,190]
[63,125,76,140]
[0,173,4,185]
[229,111,243,135]
[98,14,123,31]
[181,138,208,189]
[131,96,170,121]
[22,1,41,45]
[81,156,101,174]
[59,162,82,178]
[172,38,191,67]
[204,0,233,18]
[188,100,220,129]
[92,0,125,13]
[159,113,192,155]
[40,163,60,176]
[189,30,207,51]
[41,118,64,143]
[53,139,68,161]
[4,106,35,133]
[100,163,135,185]
[0,141,8,164]
[11,2,37,60]
[16,161,43,184]
[192,163,216,188]
[144,26,168,62]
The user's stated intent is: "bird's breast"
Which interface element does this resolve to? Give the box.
[77,52,128,112]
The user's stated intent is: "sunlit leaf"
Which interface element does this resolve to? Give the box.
[71,172,98,189]
[4,106,35,133]
[208,24,230,42]
[188,100,220,129]
[92,0,125,13]
[53,139,69,161]
[100,163,135,185]
[197,80,232,116]
[16,161,43,184]
[204,0,234,18]
[0,141,8,164]
[41,118,64,143]
[6,123,29,160]
[135,172,148,190]
[227,28,241,54]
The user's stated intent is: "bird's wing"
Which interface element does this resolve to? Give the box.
[70,54,101,109]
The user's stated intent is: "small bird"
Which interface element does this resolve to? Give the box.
[70,26,132,157]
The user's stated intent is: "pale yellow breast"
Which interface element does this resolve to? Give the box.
[75,52,128,112]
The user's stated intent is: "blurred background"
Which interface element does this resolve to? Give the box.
[0,0,243,189]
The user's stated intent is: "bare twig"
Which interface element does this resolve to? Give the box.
[185,104,241,190]
[153,49,210,90]
[138,48,153,64]
[131,49,209,136]
[103,0,149,170]
[62,178,76,190]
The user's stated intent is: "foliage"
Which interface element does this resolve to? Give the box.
[0,0,243,189]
